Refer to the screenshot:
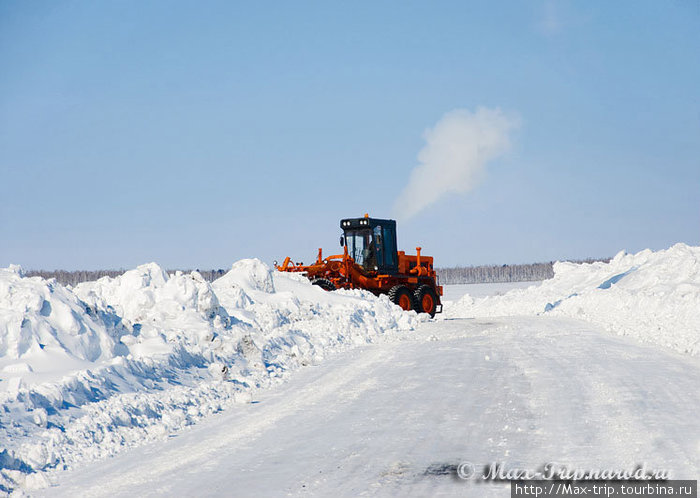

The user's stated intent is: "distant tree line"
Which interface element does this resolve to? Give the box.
[436,258,610,285]
[436,263,554,284]
[26,259,609,287]
[25,269,126,287]
[25,269,228,287]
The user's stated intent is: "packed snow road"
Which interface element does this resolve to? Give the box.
[39,316,700,497]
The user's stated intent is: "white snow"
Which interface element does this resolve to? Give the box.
[446,243,700,356]
[31,316,700,497]
[441,281,538,302]
[2,243,699,495]
[0,260,416,493]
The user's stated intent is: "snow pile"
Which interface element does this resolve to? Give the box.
[0,265,125,367]
[0,260,416,492]
[447,243,700,356]
[75,263,230,360]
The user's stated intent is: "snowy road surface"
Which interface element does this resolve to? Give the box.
[40,316,700,497]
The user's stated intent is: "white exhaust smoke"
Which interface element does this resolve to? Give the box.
[393,107,520,220]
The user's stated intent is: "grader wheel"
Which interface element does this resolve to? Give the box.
[311,278,336,291]
[414,284,438,317]
[388,285,416,312]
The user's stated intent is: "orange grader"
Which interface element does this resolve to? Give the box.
[276,214,443,317]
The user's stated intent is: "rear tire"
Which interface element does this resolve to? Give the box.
[414,284,438,317]
[388,285,415,312]
[310,278,336,291]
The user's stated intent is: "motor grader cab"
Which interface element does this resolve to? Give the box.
[276,214,443,317]
[340,217,398,274]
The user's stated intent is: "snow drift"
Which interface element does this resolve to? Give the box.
[0,261,417,492]
[446,243,700,356]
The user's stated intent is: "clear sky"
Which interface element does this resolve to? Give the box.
[1,1,699,270]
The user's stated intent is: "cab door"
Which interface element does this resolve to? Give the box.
[373,224,398,273]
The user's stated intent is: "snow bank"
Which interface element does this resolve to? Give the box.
[0,265,124,366]
[0,260,416,492]
[446,243,700,356]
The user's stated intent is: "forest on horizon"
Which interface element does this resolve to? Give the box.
[24,258,610,287]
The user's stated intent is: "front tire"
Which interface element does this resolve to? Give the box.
[310,278,336,291]
[414,284,438,317]
[388,285,416,312]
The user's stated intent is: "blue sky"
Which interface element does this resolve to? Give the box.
[1,1,699,270]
